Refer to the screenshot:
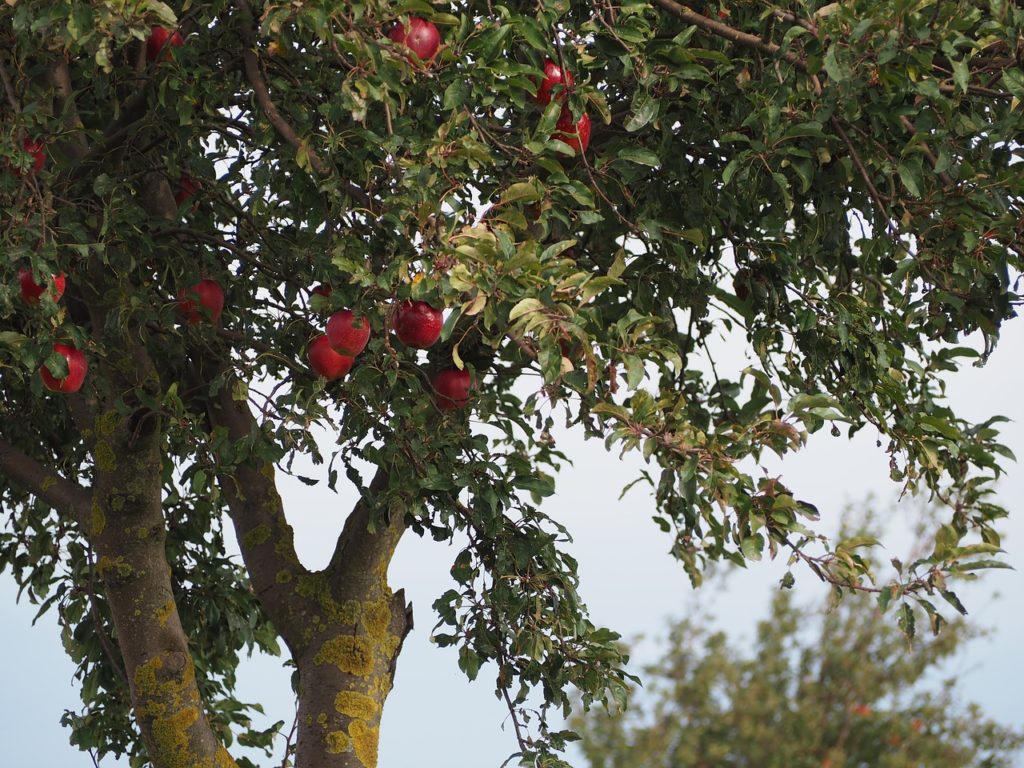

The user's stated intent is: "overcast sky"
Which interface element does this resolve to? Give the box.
[1,317,1021,768]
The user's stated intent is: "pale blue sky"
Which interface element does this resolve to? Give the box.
[1,321,1021,767]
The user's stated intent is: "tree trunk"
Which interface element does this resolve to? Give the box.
[89,405,236,768]
[293,583,412,768]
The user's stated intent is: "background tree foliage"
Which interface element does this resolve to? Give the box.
[572,572,1024,768]
[0,0,1022,766]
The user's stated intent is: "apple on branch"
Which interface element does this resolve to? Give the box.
[535,59,575,106]
[11,138,45,178]
[389,16,441,61]
[554,106,591,155]
[146,26,183,63]
[177,279,224,325]
[175,174,200,207]
[39,343,88,394]
[19,268,66,305]
[308,335,354,380]
[326,309,371,356]
[431,368,474,411]
[393,300,443,349]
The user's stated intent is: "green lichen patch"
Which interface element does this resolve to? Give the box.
[90,502,106,536]
[334,690,379,721]
[95,409,120,437]
[242,524,271,548]
[349,720,379,768]
[94,441,118,472]
[325,730,350,754]
[276,569,293,584]
[294,574,362,626]
[314,635,374,676]
[95,555,134,583]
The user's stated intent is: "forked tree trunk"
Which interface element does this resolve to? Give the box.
[293,583,411,768]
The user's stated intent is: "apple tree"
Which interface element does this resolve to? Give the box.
[0,1,1021,767]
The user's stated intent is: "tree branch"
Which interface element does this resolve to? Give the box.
[326,467,406,595]
[0,55,20,114]
[195,356,311,649]
[234,0,330,176]
[651,0,807,72]
[898,115,955,188]
[233,0,374,210]
[0,437,91,522]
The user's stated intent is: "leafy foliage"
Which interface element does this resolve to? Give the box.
[0,0,1021,764]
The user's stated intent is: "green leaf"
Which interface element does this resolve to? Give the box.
[617,147,661,167]
[509,298,545,321]
[624,92,658,132]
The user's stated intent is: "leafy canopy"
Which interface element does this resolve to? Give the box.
[0,0,1021,764]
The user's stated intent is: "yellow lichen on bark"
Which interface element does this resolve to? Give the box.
[334,690,380,721]
[131,654,239,768]
[325,730,351,754]
[314,636,374,676]
[154,599,175,627]
[361,597,392,641]
[349,720,379,768]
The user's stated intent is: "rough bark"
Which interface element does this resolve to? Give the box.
[88,403,236,768]
[293,470,411,768]
[70,251,238,768]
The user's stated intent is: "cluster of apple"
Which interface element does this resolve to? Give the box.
[307,290,473,411]
[388,16,590,154]
[14,269,87,393]
[535,58,590,154]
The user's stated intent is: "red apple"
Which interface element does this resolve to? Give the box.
[147,26,184,63]
[177,279,224,324]
[394,300,443,349]
[19,268,66,304]
[12,138,45,177]
[431,368,473,411]
[175,174,199,206]
[307,335,354,380]
[389,17,441,60]
[311,284,332,298]
[326,309,371,356]
[535,59,574,106]
[554,107,591,155]
[40,343,87,393]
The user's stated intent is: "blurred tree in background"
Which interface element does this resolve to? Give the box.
[573,513,1023,768]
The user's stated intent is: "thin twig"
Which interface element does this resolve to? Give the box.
[830,117,891,229]
[765,5,818,35]
[234,0,327,173]
[278,705,299,768]
[0,56,20,113]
